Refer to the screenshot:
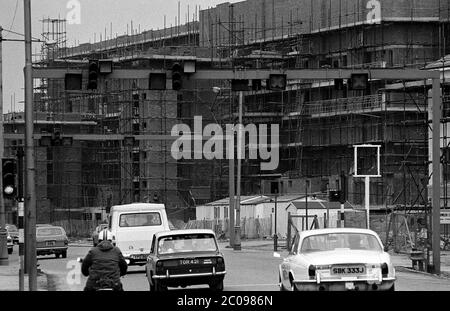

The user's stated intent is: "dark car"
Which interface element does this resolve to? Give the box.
[36,225,69,258]
[92,223,109,246]
[6,224,19,245]
[145,229,226,291]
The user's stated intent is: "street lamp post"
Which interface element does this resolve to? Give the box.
[234,91,243,251]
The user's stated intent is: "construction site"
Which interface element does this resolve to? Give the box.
[3,0,450,255]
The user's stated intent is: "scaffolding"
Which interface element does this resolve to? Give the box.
[4,0,449,238]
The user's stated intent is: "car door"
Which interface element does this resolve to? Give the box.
[146,235,157,284]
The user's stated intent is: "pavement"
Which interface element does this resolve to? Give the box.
[0,246,50,291]
[1,238,449,291]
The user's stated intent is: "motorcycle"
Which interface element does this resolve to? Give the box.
[77,257,128,291]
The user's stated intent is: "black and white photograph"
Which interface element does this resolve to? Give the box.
[0,0,450,299]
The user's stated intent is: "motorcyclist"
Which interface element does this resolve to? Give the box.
[81,229,128,291]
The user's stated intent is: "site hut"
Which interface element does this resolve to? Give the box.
[285,197,354,233]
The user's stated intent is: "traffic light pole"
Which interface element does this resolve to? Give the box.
[24,0,38,291]
[0,26,9,267]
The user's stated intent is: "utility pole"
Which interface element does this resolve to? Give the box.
[0,26,9,267]
[24,0,38,291]
[234,91,243,251]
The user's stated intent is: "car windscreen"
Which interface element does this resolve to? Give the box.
[158,234,218,254]
[37,227,64,236]
[300,233,382,253]
[119,212,161,227]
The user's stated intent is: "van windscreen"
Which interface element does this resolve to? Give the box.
[119,212,162,227]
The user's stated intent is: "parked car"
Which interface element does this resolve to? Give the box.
[36,225,69,258]
[279,228,396,291]
[92,223,109,246]
[146,229,226,291]
[7,235,13,254]
[6,224,19,244]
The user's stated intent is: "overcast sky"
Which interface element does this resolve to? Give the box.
[1,0,239,112]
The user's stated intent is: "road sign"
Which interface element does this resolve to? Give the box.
[441,210,450,225]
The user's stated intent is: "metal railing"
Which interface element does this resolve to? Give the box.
[289,94,383,116]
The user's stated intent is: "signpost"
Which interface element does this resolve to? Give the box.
[441,210,450,225]
[353,145,381,229]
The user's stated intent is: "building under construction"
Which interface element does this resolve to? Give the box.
[3,0,450,230]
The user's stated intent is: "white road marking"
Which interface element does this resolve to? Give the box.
[226,283,278,287]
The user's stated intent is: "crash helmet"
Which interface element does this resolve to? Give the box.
[98,229,113,242]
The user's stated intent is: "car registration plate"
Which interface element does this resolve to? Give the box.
[180,259,199,265]
[131,254,148,260]
[46,241,56,247]
[331,265,366,275]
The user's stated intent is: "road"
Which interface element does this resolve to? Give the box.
[28,244,450,291]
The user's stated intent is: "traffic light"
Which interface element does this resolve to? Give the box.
[329,190,342,202]
[65,73,83,90]
[334,79,345,91]
[2,158,17,200]
[87,60,99,90]
[349,73,369,91]
[172,62,183,91]
[231,79,249,92]
[268,74,287,91]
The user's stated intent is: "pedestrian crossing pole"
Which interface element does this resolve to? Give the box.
[18,201,24,291]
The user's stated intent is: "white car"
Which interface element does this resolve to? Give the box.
[279,228,396,291]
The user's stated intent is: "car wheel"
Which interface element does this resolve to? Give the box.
[209,280,224,292]
[8,248,13,255]
[154,279,167,291]
[279,275,288,291]
[289,275,298,291]
[62,251,67,259]
[148,272,156,291]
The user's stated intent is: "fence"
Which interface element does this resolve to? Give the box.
[185,217,272,240]
[344,210,429,253]
[52,219,102,238]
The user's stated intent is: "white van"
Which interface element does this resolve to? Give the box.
[109,203,170,265]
